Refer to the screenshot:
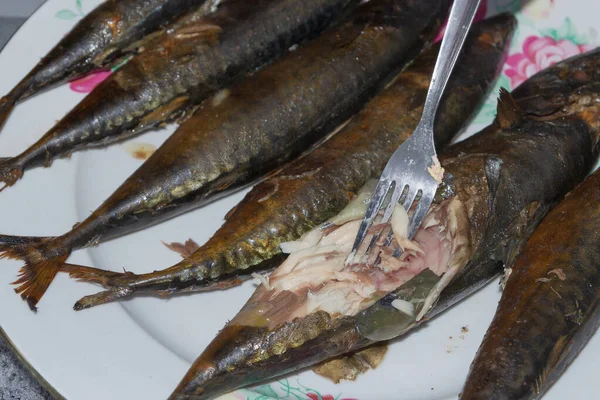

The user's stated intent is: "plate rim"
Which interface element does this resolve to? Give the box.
[0,0,66,397]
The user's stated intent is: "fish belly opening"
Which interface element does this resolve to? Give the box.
[233,181,471,331]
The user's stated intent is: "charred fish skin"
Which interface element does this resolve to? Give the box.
[433,48,600,316]
[460,78,600,399]
[460,176,600,400]
[0,0,359,187]
[168,49,600,399]
[66,0,465,309]
[0,0,363,311]
[0,0,210,129]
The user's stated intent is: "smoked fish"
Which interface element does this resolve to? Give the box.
[70,13,515,310]
[0,0,358,187]
[168,48,600,399]
[461,84,600,399]
[0,0,211,129]
[0,0,448,310]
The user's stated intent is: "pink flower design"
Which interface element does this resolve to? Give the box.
[306,393,358,400]
[505,36,592,88]
[69,70,111,93]
[307,393,335,400]
[433,1,488,44]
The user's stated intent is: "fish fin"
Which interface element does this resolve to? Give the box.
[135,96,190,131]
[64,264,130,286]
[0,157,24,190]
[0,235,66,311]
[0,96,15,131]
[496,87,523,129]
[162,239,200,259]
[223,202,239,220]
[484,155,503,213]
[66,265,137,308]
[312,342,388,383]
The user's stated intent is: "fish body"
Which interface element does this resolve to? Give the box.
[168,48,600,399]
[1,0,448,309]
[0,0,358,187]
[460,100,600,398]
[0,0,211,129]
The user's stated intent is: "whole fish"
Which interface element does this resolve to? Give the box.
[0,0,211,130]
[167,48,600,399]
[0,0,358,188]
[0,0,448,310]
[460,103,600,397]
[69,13,515,310]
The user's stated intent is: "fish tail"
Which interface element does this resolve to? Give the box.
[67,265,138,310]
[0,234,67,311]
[0,157,24,190]
[0,96,16,131]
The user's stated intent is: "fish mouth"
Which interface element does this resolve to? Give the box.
[172,180,474,398]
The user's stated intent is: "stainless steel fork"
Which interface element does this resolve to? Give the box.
[349,0,481,259]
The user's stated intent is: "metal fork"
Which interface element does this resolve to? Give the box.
[349,0,481,260]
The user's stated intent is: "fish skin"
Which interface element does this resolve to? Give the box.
[68,0,510,311]
[0,0,359,187]
[168,48,600,399]
[0,0,211,130]
[460,176,600,400]
[0,0,447,310]
[460,112,600,397]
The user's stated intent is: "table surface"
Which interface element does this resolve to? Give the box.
[0,9,56,400]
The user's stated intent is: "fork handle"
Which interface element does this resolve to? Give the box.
[421,0,481,131]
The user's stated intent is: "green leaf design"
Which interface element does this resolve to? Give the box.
[248,378,347,400]
[278,379,293,397]
[254,385,280,399]
[295,380,323,399]
[497,75,510,92]
[564,18,588,44]
[76,0,84,14]
[539,17,589,45]
[55,9,79,20]
[539,27,559,41]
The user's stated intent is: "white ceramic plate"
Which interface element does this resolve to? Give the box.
[0,0,599,399]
